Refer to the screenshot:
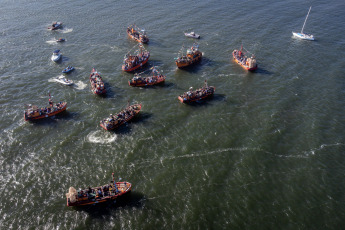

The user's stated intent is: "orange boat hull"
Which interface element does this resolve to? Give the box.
[127,31,149,44]
[24,102,67,121]
[232,51,257,71]
[122,58,149,72]
[175,52,202,68]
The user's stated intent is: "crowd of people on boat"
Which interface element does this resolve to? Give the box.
[90,72,105,93]
[101,105,140,129]
[123,50,150,70]
[127,26,149,43]
[233,49,257,69]
[76,183,124,200]
[131,69,165,85]
[25,101,65,118]
[233,50,247,65]
[176,44,202,65]
[179,81,214,101]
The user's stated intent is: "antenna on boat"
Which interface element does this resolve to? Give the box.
[112,173,115,185]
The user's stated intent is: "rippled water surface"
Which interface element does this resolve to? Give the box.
[1,0,345,229]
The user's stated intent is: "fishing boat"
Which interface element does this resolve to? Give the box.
[66,173,132,207]
[89,68,106,95]
[178,80,215,103]
[24,95,67,121]
[51,49,61,62]
[53,75,73,86]
[175,44,202,68]
[100,103,142,131]
[232,45,257,71]
[62,66,74,73]
[48,22,63,30]
[127,25,149,44]
[292,6,315,41]
[184,31,200,39]
[122,44,150,72]
[128,67,166,87]
[56,38,65,42]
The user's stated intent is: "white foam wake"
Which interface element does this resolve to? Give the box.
[74,81,87,90]
[48,75,64,83]
[87,130,117,144]
[45,39,57,45]
[61,28,73,33]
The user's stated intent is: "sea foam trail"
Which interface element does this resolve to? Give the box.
[45,40,57,45]
[48,75,65,83]
[60,28,73,33]
[74,81,87,90]
[87,130,117,144]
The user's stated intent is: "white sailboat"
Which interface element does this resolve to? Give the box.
[292,6,315,41]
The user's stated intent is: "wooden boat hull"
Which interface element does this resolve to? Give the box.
[92,89,106,95]
[122,57,149,72]
[127,31,149,44]
[175,52,202,68]
[67,182,132,207]
[232,51,257,71]
[24,102,67,121]
[100,104,141,131]
[178,87,215,103]
[128,76,165,87]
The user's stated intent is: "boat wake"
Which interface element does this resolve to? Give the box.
[74,81,87,90]
[87,130,117,144]
[61,28,73,33]
[45,39,58,45]
[110,45,123,52]
[48,75,64,83]
[218,73,246,77]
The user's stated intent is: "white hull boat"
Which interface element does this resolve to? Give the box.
[292,6,315,41]
[184,32,200,39]
[292,32,314,41]
[51,49,61,62]
[54,76,73,85]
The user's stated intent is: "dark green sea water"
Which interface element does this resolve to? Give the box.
[1,0,345,229]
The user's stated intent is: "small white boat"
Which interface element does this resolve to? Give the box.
[51,50,61,62]
[53,75,73,85]
[292,6,315,41]
[184,32,200,39]
[292,32,314,41]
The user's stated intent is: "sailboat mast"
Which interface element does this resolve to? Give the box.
[301,6,311,34]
